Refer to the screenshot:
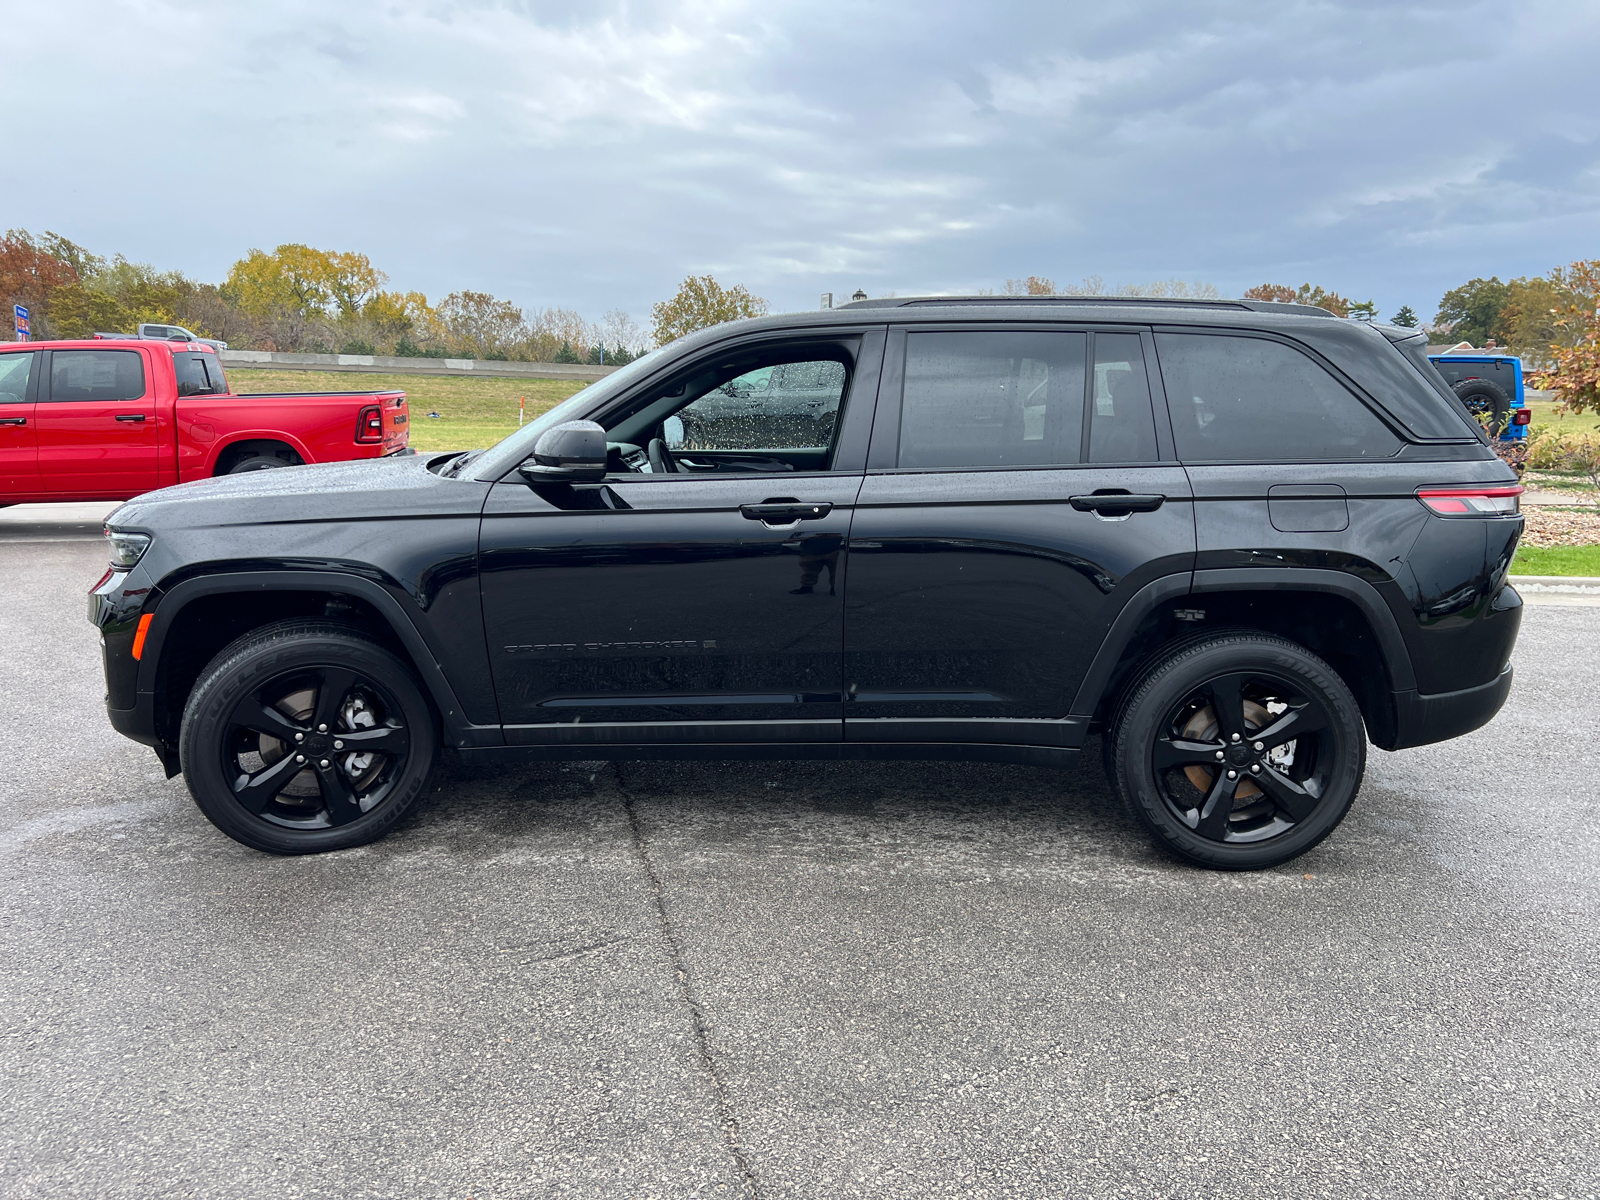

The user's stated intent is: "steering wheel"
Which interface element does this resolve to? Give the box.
[647,438,679,474]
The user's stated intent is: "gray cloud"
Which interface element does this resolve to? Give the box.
[4,0,1596,323]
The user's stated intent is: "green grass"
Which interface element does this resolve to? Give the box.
[1511,543,1600,577]
[1524,396,1600,435]
[226,369,590,452]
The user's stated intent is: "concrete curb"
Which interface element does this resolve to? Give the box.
[1508,574,1600,607]
[218,349,618,382]
[1508,574,1600,593]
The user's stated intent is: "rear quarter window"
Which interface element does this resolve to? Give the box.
[1156,332,1402,462]
[174,351,227,396]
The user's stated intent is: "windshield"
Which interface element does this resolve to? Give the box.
[470,346,671,480]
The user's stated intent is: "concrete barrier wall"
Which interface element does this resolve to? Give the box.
[218,349,619,382]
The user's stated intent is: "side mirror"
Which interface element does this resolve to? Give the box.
[519,420,607,483]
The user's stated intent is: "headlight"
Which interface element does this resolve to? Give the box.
[106,528,152,568]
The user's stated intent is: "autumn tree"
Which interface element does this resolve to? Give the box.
[435,291,527,359]
[1118,279,1221,300]
[0,229,93,338]
[1004,276,1056,295]
[1528,260,1600,416]
[223,245,387,319]
[650,275,767,346]
[1243,283,1353,317]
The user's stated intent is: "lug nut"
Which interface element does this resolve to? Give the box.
[317,723,328,733]
[1230,733,1240,743]
[1214,750,1225,760]
[334,740,344,750]
[1226,770,1238,780]
[295,754,305,763]
[1250,764,1261,774]
[1254,741,1264,751]
[294,733,304,743]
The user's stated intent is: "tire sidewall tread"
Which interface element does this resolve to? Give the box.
[1108,631,1366,871]
[178,620,436,855]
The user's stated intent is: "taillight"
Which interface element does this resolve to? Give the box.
[1417,485,1522,517]
[355,404,383,443]
[1512,410,1531,425]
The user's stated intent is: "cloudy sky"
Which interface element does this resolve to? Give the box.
[5,0,1597,326]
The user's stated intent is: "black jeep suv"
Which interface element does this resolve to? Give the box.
[90,297,1523,868]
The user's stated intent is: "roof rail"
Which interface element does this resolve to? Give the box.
[838,295,1341,318]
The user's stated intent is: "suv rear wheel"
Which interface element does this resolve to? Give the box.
[178,621,437,854]
[1107,632,1365,870]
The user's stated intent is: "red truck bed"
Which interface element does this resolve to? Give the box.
[0,339,408,502]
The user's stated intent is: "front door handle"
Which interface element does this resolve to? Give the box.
[115,413,147,422]
[0,417,24,426]
[1069,493,1165,515]
[739,499,834,525]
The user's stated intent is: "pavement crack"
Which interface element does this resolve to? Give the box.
[615,763,763,1200]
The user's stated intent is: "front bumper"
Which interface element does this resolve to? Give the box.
[1388,662,1514,750]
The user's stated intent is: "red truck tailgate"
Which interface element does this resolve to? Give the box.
[379,391,409,453]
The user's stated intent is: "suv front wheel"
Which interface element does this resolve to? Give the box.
[1108,632,1366,870]
[179,621,437,854]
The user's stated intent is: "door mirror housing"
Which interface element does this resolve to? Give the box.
[518,420,608,483]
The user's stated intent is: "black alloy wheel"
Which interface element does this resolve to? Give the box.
[223,667,409,829]
[180,621,436,853]
[1108,632,1365,869]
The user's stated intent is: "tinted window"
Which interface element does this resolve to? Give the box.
[174,351,226,396]
[668,358,846,451]
[1157,333,1401,462]
[50,350,146,402]
[1431,359,1516,393]
[1088,333,1158,463]
[0,352,32,404]
[899,331,1086,468]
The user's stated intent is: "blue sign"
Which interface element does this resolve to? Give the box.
[13,304,28,342]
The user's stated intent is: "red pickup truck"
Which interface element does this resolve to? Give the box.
[0,339,408,503]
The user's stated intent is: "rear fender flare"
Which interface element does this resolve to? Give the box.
[206,432,315,474]
[1068,567,1416,718]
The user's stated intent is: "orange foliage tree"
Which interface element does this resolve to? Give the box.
[1528,260,1600,415]
[1243,282,1354,317]
[0,229,88,337]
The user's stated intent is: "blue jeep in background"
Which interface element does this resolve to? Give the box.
[1429,350,1530,440]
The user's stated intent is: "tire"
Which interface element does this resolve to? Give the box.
[1452,378,1511,438]
[178,621,437,854]
[228,455,288,474]
[1107,632,1366,870]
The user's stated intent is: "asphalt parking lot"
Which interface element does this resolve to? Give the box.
[3,508,1597,1200]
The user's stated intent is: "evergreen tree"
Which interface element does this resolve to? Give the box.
[1391,305,1419,328]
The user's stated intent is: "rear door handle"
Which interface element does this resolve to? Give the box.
[0,417,24,426]
[739,500,834,525]
[1069,493,1166,515]
[115,413,147,422]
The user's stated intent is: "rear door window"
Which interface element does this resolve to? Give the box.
[898,331,1086,468]
[1431,359,1516,393]
[48,350,147,402]
[1156,333,1401,461]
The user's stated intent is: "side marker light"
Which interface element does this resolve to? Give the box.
[132,613,154,660]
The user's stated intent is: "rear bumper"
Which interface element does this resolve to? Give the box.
[1387,663,1514,750]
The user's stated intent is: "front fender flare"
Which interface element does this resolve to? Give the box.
[137,568,501,747]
